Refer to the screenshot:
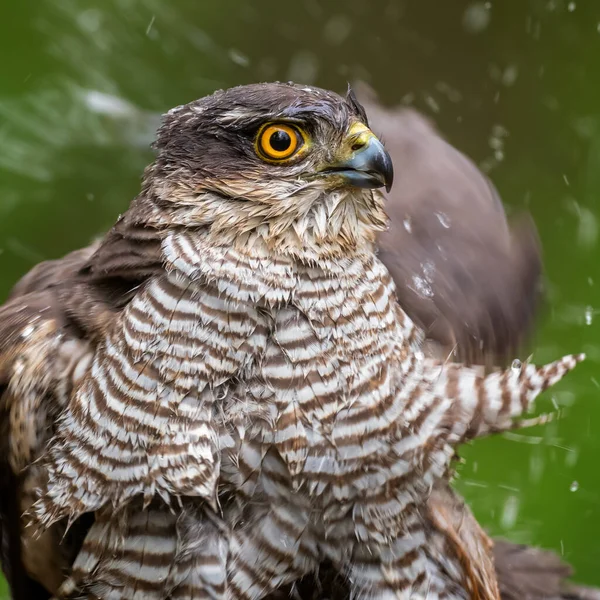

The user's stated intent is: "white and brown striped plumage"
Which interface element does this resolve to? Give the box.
[0,83,585,600]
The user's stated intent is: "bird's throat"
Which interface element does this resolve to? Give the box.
[147,182,388,261]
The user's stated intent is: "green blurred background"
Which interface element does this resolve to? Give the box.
[0,0,599,594]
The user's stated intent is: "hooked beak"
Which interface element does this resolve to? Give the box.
[320,123,394,192]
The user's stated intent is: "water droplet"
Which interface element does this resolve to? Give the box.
[511,359,522,371]
[287,51,319,85]
[500,495,519,529]
[570,203,598,249]
[21,325,35,339]
[570,481,579,492]
[585,306,593,325]
[412,275,434,298]
[77,8,103,33]
[403,218,412,233]
[401,92,415,105]
[529,451,545,483]
[502,64,519,87]
[462,2,491,34]
[424,94,440,114]
[422,260,436,280]
[492,123,509,138]
[83,90,136,118]
[435,81,462,103]
[145,15,156,37]
[323,14,352,45]
[565,447,579,468]
[436,212,451,228]
[228,48,250,67]
[489,136,503,150]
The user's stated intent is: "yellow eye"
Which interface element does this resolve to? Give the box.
[256,123,305,161]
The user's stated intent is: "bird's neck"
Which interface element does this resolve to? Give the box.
[160,228,387,307]
[139,180,389,262]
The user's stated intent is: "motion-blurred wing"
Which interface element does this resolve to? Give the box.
[356,84,542,364]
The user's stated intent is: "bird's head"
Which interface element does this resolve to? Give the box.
[142,82,393,259]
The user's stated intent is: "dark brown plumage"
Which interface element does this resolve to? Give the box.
[0,82,588,600]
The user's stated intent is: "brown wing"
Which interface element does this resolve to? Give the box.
[355,83,542,364]
[426,485,500,600]
[494,540,600,600]
[0,287,90,599]
[0,211,164,599]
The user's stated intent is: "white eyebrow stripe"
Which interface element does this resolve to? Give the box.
[216,108,256,124]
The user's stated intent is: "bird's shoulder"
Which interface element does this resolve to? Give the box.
[0,220,165,598]
[0,217,165,385]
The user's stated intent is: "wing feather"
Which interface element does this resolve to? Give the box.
[0,217,164,597]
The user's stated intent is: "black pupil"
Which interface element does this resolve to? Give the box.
[270,130,292,152]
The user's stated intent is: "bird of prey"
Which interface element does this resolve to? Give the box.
[0,83,584,600]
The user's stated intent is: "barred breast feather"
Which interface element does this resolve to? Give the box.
[38,270,269,523]
[32,229,583,600]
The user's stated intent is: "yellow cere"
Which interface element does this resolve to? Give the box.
[347,121,377,150]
